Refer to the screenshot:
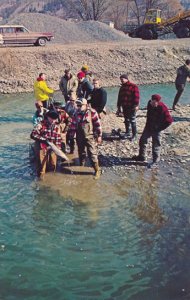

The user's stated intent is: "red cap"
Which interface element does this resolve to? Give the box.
[77,71,85,79]
[151,94,161,102]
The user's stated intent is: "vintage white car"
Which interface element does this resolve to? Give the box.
[0,25,54,46]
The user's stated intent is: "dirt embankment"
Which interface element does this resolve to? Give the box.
[1,39,190,94]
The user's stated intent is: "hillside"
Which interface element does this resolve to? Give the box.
[6,13,128,44]
[0,0,66,19]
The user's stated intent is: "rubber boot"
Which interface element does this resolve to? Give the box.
[131,122,137,141]
[124,120,130,137]
[93,162,100,180]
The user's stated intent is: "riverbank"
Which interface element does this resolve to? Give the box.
[97,104,190,173]
[1,38,190,94]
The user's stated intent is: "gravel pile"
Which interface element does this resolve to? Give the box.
[8,13,129,44]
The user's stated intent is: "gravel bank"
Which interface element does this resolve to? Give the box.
[98,105,190,173]
[1,38,190,94]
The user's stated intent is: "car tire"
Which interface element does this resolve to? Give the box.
[36,37,47,46]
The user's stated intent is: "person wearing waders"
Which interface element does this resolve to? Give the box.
[172,59,190,110]
[132,94,173,168]
[116,74,140,141]
[69,98,102,179]
[30,110,62,179]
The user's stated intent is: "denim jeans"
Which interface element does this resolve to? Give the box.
[139,127,161,162]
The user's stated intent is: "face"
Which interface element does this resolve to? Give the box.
[93,80,100,88]
[77,103,86,112]
[151,99,159,108]
[41,73,46,80]
[78,77,84,83]
[65,71,71,78]
[120,77,128,84]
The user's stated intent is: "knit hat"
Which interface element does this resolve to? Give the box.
[81,65,89,71]
[77,71,85,79]
[120,74,128,80]
[151,94,161,102]
[46,110,59,120]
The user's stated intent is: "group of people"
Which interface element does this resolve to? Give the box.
[31,66,107,180]
[31,59,190,179]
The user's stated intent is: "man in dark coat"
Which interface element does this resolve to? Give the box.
[117,74,140,140]
[133,94,173,167]
[90,78,107,118]
[77,71,93,100]
[172,59,190,110]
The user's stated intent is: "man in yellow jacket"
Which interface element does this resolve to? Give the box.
[34,73,54,108]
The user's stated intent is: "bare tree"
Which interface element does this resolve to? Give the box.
[69,0,111,21]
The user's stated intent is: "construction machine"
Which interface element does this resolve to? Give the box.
[127,8,190,40]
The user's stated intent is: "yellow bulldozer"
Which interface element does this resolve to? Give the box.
[128,8,190,39]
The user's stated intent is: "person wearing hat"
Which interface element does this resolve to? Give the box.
[69,98,102,179]
[81,64,94,83]
[30,110,62,179]
[172,59,190,110]
[34,73,54,109]
[32,101,48,126]
[59,69,78,102]
[117,74,140,141]
[77,71,93,100]
[132,94,173,167]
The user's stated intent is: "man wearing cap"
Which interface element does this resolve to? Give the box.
[117,74,140,141]
[34,73,54,109]
[30,110,62,179]
[59,69,78,102]
[32,101,48,126]
[172,59,190,110]
[69,98,102,179]
[132,94,173,167]
[77,71,93,100]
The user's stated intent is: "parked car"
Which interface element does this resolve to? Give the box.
[0,25,54,46]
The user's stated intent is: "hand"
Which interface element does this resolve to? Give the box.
[97,136,102,144]
[40,138,49,145]
[135,106,139,112]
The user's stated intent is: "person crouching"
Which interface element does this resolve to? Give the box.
[132,94,173,167]
[30,110,61,179]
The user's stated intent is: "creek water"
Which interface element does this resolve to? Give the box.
[0,84,190,300]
